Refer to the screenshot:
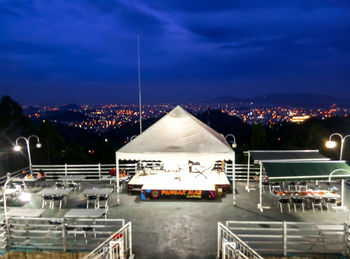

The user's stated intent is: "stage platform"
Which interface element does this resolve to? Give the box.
[128,170,230,200]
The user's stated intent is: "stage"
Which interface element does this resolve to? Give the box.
[128,170,230,200]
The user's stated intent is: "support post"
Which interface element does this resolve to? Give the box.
[283,221,287,256]
[246,152,251,192]
[64,163,67,176]
[257,162,263,212]
[129,222,133,256]
[232,156,236,206]
[62,218,67,252]
[342,179,345,207]
[116,155,120,205]
[98,163,101,180]
[217,222,221,259]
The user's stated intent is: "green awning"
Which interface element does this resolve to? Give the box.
[249,150,329,163]
[262,161,350,182]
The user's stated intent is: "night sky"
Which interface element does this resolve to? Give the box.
[1,0,350,104]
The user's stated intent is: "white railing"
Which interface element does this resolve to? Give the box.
[226,220,349,256]
[0,167,30,186]
[31,163,137,181]
[84,221,132,259]
[7,217,125,252]
[218,222,263,259]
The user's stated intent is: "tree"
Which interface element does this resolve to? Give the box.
[250,123,268,149]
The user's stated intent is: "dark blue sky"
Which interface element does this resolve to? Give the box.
[1,0,350,104]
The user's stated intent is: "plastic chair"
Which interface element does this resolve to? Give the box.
[326,198,338,212]
[292,197,305,212]
[288,182,297,191]
[55,182,65,189]
[278,196,291,213]
[312,197,323,212]
[297,182,307,191]
[86,195,97,209]
[42,195,51,209]
[50,195,63,209]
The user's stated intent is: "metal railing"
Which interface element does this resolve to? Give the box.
[0,167,29,186]
[7,217,125,252]
[218,222,263,259]
[1,162,256,185]
[226,220,349,257]
[31,163,137,181]
[84,222,132,259]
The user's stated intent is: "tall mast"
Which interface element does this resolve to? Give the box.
[137,34,142,134]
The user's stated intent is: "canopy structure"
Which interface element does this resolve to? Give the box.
[115,105,235,204]
[256,160,350,212]
[245,150,329,192]
[249,150,329,164]
[262,160,350,181]
[116,105,234,162]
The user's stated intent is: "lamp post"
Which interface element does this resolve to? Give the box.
[14,135,42,174]
[225,134,237,149]
[325,133,350,160]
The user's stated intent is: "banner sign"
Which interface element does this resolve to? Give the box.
[141,189,215,200]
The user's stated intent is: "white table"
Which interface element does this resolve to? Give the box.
[82,188,113,196]
[38,188,71,196]
[64,209,106,218]
[12,177,39,188]
[99,175,129,184]
[58,175,86,182]
[7,208,45,218]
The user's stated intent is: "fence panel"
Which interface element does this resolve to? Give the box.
[226,220,348,256]
[84,221,132,259]
[7,217,124,252]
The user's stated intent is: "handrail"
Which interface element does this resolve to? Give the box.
[84,221,132,259]
[218,222,263,259]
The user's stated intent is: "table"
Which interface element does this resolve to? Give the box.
[99,175,129,184]
[58,175,86,182]
[38,188,72,196]
[64,209,106,218]
[7,208,45,218]
[12,177,39,188]
[82,188,113,196]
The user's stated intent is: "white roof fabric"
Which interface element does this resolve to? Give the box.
[116,106,234,162]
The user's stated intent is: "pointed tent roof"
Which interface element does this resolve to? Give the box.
[116,106,234,162]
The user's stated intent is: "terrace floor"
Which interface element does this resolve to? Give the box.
[3,181,349,259]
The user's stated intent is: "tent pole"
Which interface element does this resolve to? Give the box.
[116,155,120,205]
[246,152,250,192]
[257,162,263,212]
[232,154,236,206]
[341,179,345,208]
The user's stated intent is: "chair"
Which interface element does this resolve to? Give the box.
[292,197,305,212]
[50,195,63,209]
[42,195,51,209]
[270,182,281,193]
[278,196,291,213]
[86,195,97,209]
[68,182,79,194]
[288,182,297,191]
[82,226,96,243]
[97,195,109,219]
[297,182,307,191]
[326,198,338,212]
[312,197,323,212]
[55,182,65,188]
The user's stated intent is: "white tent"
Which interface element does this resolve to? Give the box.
[115,105,235,204]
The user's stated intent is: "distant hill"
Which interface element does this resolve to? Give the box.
[208,93,344,106]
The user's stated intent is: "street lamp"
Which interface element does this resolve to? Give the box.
[325,133,350,160]
[14,135,42,174]
[225,134,237,149]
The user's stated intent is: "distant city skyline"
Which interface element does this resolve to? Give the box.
[1,1,350,104]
